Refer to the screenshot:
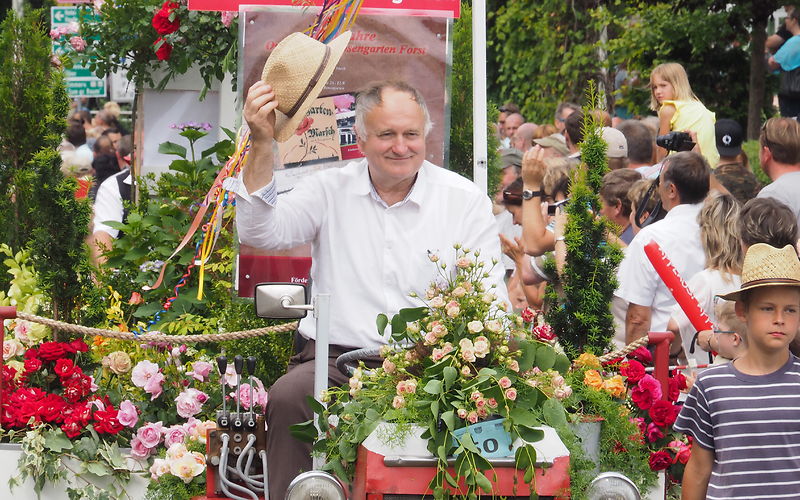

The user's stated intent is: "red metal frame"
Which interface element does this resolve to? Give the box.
[647,331,674,401]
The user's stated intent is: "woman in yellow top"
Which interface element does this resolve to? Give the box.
[650,62,719,168]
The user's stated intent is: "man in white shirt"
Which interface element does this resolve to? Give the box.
[756,117,800,227]
[615,151,709,344]
[237,79,506,496]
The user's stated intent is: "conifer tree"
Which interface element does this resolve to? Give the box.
[0,10,92,324]
[544,83,623,358]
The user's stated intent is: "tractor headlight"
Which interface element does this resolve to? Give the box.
[285,470,346,500]
[586,471,641,500]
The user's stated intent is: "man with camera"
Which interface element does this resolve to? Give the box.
[615,151,710,344]
[757,117,800,227]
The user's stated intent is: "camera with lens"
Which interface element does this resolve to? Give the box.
[655,131,695,152]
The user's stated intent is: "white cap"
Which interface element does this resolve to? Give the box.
[601,127,628,158]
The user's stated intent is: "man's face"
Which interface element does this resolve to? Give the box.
[504,114,523,140]
[500,166,518,189]
[599,196,618,221]
[357,88,426,187]
[108,132,121,151]
[556,108,575,133]
[498,112,508,138]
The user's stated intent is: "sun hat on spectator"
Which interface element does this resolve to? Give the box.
[261,31,351,142]
[718,243,800,301]
[533,133,570,156]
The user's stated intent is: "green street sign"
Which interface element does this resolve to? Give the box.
[50,6,100,27]
[67,77,106,98]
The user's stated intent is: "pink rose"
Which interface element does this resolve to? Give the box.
[175,388,206,418]
[631,375,662,411]
[131,360,159,388]
[69,36,86,51]
[230,383,253,409]
[669,440,691,464]
[187,361,213,382]
[144,371,165,400]
[137,422,164,449]
[3,339,22,360]
[117,400,138,428]
[392,395,405,409]
[220,11,237,27]
[164,425,189,448]
[477,407,489,418]
[487,398,498,409]
[382,359,396,373]
[130,436,152,458]
[457,409,467,419]
[498,376,512,389]
[646,422,664,443]
[505,388,517,400]
[467,411,478,424]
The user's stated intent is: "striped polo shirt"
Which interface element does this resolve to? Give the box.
[674,354,800,499]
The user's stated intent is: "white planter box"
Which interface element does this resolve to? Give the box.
[0,443,150,500]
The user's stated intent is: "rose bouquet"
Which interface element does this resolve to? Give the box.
[293,246,572,499]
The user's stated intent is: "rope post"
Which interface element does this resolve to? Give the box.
[0,307,16,421]
[648,331,674,401]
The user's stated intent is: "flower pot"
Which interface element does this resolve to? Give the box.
[0,443,149,500]
[569,419,602,472]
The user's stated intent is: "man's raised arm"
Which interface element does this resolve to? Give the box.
[242,81,280,194]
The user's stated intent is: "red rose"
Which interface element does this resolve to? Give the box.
[620,360,646,383]
[649,400,680,427]
[2,365,18,389]
[61,416,85,438]
[37,341,67,361]
[64,339,89,354]
[40,394,67,424]
[520,307,534,323]
[154,38,173,61]
[668,371,687,402]
[631,374,662,410]
[151,1,180,35]
[646,422,664,443]
[54,358,76,379]
[93,407,123,435]
[24,358,43,373]
[533,324,556,341]
[24,348,39,360]
[648,450,673,471]
[627,346,652,365]
[295,116,314,135]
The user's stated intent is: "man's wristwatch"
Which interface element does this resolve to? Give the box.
[521,189,542,201]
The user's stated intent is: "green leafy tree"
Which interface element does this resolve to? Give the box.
[544,84,623,359]
[0,9,92,324]
[448,2,501,196]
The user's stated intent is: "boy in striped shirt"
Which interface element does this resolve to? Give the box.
[675,243,800,499]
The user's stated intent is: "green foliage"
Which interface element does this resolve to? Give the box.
[742,139,771,186]
[491,0,606,122]
[145,473,204,500]
[544,85,624,358]
[448,3,501,196]
[60,2,237,97]
[296,249,570,498]
[0,9,93,324]
[0,9,67,252]
[489,1,775,126]
[560,368,656,499]
[5,426,133,499]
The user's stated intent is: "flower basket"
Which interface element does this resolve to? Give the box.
[0,443,149,500]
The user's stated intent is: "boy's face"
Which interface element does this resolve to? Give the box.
[736,286,800,354]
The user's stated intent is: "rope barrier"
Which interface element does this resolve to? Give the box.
[16,312,298,344]
[597,335,650,364]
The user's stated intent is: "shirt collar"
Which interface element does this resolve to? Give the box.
[664,202,702,219]
[354,158,428,208]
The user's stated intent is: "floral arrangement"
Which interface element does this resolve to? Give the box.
[50,0,238,96]
[620,359,690,489]
[293,246,572,499]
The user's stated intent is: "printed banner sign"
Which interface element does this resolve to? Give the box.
[189,0,460,17]
[236,7,451,297]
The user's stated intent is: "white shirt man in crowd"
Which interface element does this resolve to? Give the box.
[234,79,507,498]
[615,151,709,343]
[757,116,800,228]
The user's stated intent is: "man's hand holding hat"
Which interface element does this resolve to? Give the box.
[244,81,279,143]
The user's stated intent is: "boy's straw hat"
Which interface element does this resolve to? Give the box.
[718,243,800,301]
[261,31,351,142]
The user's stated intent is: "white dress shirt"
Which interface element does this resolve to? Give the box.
[615,203,705,332]
[232,159,508,349]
